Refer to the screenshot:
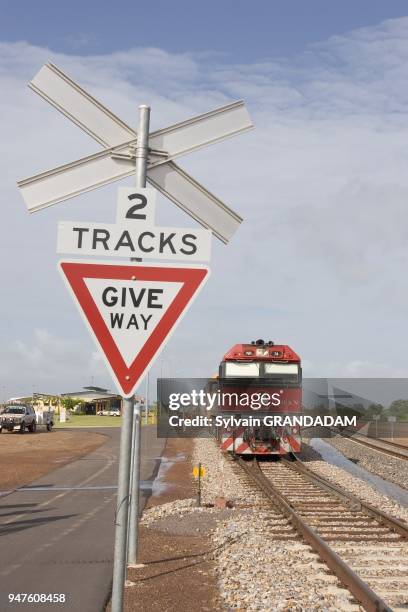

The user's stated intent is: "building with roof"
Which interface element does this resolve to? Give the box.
[60,386,144,415]
[60,386,122,415]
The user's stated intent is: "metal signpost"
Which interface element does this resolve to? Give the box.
[388,415,397,441]
[144,373,149,425]
[193,463,206,507]
[17,63,253,612]
[111,104,149,609]
[127,105,149,572]
[373,413,380,438]
[128,399,142,567]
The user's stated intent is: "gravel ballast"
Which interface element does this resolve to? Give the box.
[192,438,359,611]
[300,442,408,523]
[141,437,408,610]
[325,435,408,490]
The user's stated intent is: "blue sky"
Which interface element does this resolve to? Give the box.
[2,4,408,397]
[1,1,408,59]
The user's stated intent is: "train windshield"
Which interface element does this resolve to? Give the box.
[264,363,300,382]
[224,362,261,377]
[223,361,301,384]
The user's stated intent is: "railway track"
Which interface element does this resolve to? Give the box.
[337,433,408,461]
[237,456,408,611]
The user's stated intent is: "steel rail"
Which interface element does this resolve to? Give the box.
[237,458,392,612]
[376,438,408,451]
[283,457,408,539]
[337,432,408,461]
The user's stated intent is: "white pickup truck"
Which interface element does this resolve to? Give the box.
[0,404,54,433]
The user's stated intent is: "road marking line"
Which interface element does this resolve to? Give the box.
[0,450,116,526]
[0,450,117,578]
[17,485,118,491]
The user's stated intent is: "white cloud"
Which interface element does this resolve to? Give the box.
[303,359,408,378]
[0,329,110,397]
[2,17,408,394]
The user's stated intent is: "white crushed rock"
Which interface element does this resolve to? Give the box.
[141,498,195,525]
[192,437,250,504]
[193,438,358,611]
[214,511,358,611]
[143,438,408,610]
[140,498,219,526]
[301,443,408,523]
[326,436,408,490]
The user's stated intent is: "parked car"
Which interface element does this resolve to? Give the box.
[0,405,54,433]
[0,405,37,433]
[97,409,110,416]
[109,408,121,417]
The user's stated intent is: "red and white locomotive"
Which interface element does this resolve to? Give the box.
[213,339,302,455]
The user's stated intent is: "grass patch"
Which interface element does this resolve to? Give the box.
[55,414,121,428]
[55,414,157,428]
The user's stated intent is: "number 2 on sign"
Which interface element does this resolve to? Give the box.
[126,193,148,220]
[116,187,156,225]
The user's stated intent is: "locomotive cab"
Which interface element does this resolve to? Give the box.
[215,339,302,456]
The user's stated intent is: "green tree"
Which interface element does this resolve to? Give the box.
[388,399,408,421]
[61,397,84,412]
[366,403,384,418]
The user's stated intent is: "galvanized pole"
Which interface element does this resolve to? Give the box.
[135,105,150,187]
[144,372,149,425]
[127,400,142,565]
[111,397,134,612]
[127,104,150,568]
[111,104,150,610]
[197,462,202,507]
[128,402,136,532]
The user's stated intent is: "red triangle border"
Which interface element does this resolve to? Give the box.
[59,261,209,396]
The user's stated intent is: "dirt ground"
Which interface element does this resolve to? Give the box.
[120,438,222,612]
[0,429,107,491]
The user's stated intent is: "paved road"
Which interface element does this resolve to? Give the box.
[0,426,165,612]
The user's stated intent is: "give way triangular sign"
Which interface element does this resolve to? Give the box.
[59,260,210,396]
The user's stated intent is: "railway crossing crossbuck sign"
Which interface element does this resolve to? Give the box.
[17,63,253,244]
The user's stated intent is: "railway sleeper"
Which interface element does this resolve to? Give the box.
[239,459,395,612]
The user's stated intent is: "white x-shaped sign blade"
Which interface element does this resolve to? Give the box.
[18,63,253,243]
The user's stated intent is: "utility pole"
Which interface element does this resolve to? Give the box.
[127,105,150,569]
[111,104,150,610]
